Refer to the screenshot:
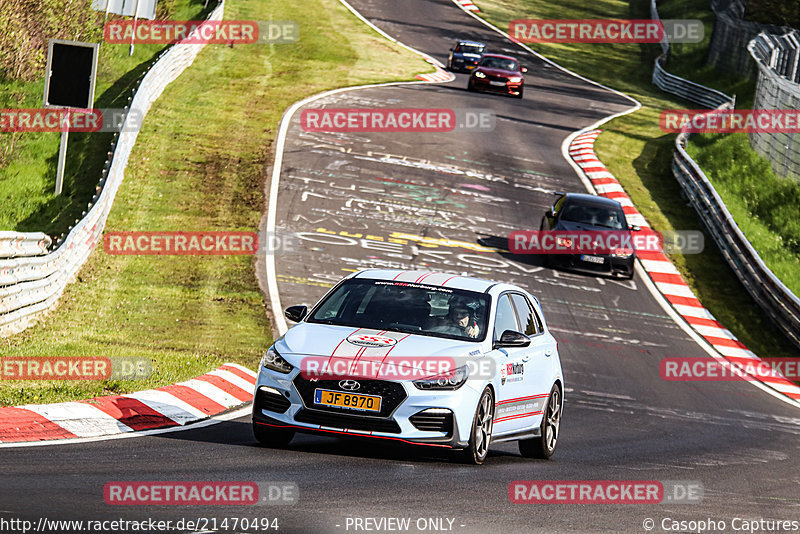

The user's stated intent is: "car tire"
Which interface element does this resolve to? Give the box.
[253,421,294,448]
[518,384,561,459]
[457,387,494,465]
[467,80,475,92]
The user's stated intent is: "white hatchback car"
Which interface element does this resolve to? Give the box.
[252,269,564,464]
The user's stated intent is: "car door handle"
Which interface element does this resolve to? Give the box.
[545,349,553,357]
[522,355,531,362]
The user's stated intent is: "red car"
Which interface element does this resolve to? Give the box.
[467,54,526,99]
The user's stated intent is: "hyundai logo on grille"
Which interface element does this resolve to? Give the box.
[339,380,361,391]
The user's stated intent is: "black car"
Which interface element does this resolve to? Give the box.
[539,193,639,279]
[447,40,487,73]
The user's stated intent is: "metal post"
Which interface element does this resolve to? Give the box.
[55,111,70,195]
[129,0,141,56]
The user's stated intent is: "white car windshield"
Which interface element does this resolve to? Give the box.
[307,279,490,342]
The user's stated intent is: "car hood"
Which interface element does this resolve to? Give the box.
[475,67,520,77]
[275,323,485,379]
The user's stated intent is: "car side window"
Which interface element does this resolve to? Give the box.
[493,294,520,341]
[511,294,541,336]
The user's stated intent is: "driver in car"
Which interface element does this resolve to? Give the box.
[451,306,480,339]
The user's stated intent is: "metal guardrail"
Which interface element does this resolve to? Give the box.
[747,31,800,180]
[0,1,225,337]
[673,107,800,348]
[647,1,800,348]
[650,0,734,108]
[0,232,52,259]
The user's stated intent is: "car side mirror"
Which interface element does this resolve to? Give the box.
[493,330,531,349]
[284,305,307,322]
[630,225,641,232]
[546,209,554,218]
[449,48,454,51]
[521,66,528,73]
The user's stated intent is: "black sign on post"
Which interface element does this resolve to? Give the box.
[44,40,99,109]
[43,39,100,195]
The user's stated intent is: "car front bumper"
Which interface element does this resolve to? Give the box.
[252,365,484,449]
[549,253,635,277]
[470,77,523,95]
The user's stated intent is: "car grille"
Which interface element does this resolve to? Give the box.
[292,376,407,418]
[409,410,454,435]
[486,74,508,82]
[294,409,401,433]
[255,387,291,414]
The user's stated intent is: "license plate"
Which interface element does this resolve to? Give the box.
[466,65,476,69]
[580,255,605,264]
[313,389,382,412]
[489,81,506,86]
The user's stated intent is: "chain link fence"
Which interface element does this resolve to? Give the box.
[648,0,800,349]
[707,0,787,79]
[0,1,225,337]
[748,31,800,181]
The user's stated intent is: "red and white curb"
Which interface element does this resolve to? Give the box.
[415,60,455,83]
[0,363,256,443]
[455,0,480,12]
[569,130,800,402]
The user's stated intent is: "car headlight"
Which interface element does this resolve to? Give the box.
[413,365,469,391]
[508,76,523,83]
[474,71,486,78]
[260,348,293,374]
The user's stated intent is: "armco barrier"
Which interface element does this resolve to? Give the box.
[0,232,51,259]
[748,31,800,180]
[648,2,800,347]
[650,0,733,109]
[672,105,800,349]
[571,130,800,403]
[0,2,225,337]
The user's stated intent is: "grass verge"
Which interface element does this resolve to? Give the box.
[687,133,800,296]
[0,0,431,406]
[473,0,798,356]
[0,1,215,234]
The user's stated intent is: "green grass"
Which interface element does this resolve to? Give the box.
[0,1,216,234]
[474,0,798,356]
[687,133,800,296]
[0,0,431,406]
